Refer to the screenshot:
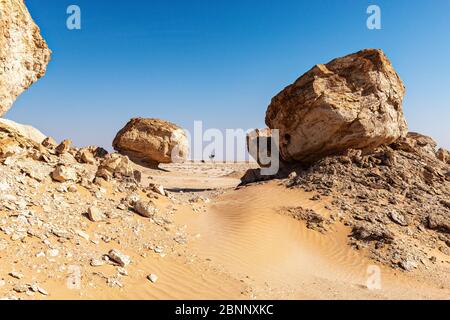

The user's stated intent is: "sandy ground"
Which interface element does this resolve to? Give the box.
[1,161,448,300]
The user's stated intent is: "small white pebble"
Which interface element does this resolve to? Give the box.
[147,274,158,283]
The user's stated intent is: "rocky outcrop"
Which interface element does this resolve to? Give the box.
[0,118,46,144]
[0,0,51,116]
[265,49,407,163]
[113,118,189,166]
[284,135,449,270]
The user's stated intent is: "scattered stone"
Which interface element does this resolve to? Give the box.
[147,274,158,283]
[55,139,72,155]
[48,249,59,257]
[51,165,77,182]
[351,223,395,244]
[87,206,105,222]
[117,267,128,276]
[288,171,297,180]
[67,185,77,193]
[90,258,104,267]
[134,200,158,218]
[13,284,29,293]
[389,210,409,226]
[436,148,449,164]
[9,272,24,280]
[149,183,166,196]
[77,149,96,165]
[96,153,134,180]
[399,259,418,272]
[108,249,131,267]
[37,287,49,296]
[42,136,57,148]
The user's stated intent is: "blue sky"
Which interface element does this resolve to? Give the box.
[7,0,450,156]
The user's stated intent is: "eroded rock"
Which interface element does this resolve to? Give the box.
[113,118,189,166]
[265,49,407,163]
[0,0,51,116]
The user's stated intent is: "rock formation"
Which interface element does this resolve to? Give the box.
[113,118,189,166]
[283,132,449,270]
[0,118,46,144]
[265,49,407,163]
[0,0,51,116]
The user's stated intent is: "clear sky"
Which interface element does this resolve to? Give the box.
[7,0,450,158]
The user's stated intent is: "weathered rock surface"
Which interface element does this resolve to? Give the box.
[265,49,408,163]
[96,153,135,181]
[0,0,51,116]
[113,118,189,166]
[55,139,72,155]
[108,249,131,267]
[284,133,449,270]
[133,200,158,218]
[87,206,105,222]
[41,136,57,148]
[436,148,449,164]
[0,119,46,144]
[51,165,77,182]
[0,120,39,159]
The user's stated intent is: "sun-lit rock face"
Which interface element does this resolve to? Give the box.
[113,118,189,166]
[265,49,408,163]
[0,118,46,144]
[0,0,51,116]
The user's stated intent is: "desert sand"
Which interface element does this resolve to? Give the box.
[2,159,447,300]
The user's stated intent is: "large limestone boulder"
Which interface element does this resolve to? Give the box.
[0,0,51,116]
[0,118,46,144]
[113,118,189,165]
[265,49,408,163]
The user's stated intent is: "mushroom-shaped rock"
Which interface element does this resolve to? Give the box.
[113,118,189,166]
[265,49,408,163]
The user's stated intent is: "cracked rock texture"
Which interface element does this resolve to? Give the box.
[0,0,51,116]
[266,49,407,163]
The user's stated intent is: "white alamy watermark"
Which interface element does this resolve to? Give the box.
[367,5,382,30]
[67,5,81,30]
[366,265,382,290]
[67,265,82,290]
[170,121,280,176]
